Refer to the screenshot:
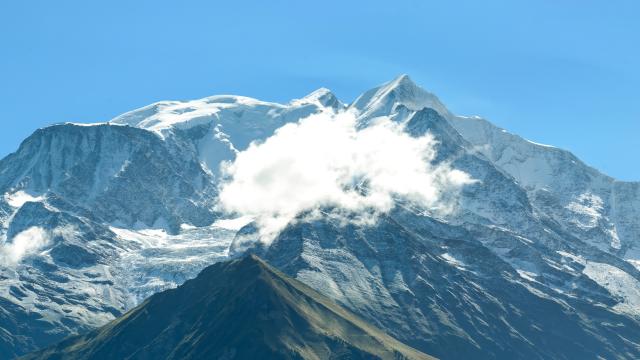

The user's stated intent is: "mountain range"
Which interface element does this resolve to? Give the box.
[1,75,640,359]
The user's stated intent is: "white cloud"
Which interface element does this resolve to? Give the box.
[218,110,475,242]
[0,227,51,265]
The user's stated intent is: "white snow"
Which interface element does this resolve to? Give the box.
[290,88,341,108]
[565,193,604,230]
[110,96,286,136]
[516,269,539,282]
[627,259,640,272]
[351,74,451,119]
[609,226,621,249]
[556,251,587,265]
[211,216,254,231]
[4,191,44,208]
[180,223,197,231]
[197,124,238,177]
[525,139,556,148]
[582,261,640,316]
[110,225,236,305]
[441,253,467,270]
[62,122,106,127]
[109,227,169,247]
[451,107,633,257]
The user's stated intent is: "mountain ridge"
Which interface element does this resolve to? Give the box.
[21,254,436,360]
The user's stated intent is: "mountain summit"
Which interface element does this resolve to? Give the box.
[350,74,450,119]
[22,255,435,360]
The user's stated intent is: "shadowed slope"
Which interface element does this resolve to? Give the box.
[22,255,435,360]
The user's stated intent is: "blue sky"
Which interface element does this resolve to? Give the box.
[1,0,638,179]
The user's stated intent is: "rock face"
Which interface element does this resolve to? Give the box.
[2,75,640,359]
[0,123,218,232]
[449,114,640,256]
[21,255,435,360]
[261,210,640,359]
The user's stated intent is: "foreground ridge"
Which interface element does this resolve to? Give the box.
[21,255,435,360]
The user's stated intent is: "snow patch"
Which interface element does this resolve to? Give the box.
[62,122,107,127]
[627,259,640,272]
[441,253,467,270]
[583,261,640,316]
[516,269,539,282]
[608,226,621,249]
[179,223,197,231]
[212,216,254,231]
[565,193,604,230]
[110,96,284,135]
[4,191,44,208]
[290,88,341,108]
[110,227,168,248]
[525,139,556,148]
[556,251,587,265]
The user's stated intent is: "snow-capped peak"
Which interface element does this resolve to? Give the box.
[291,87,343,109]
[108,96,281,134]
[350,74,451,119]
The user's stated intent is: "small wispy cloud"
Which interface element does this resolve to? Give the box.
[217,110,475,243]
[0,227,51,265]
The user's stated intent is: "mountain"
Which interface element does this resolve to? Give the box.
[0,92,333,357]
[21,255,434,360]
[2,75,640,359]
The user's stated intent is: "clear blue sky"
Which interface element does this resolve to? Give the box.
[1,1,638,180]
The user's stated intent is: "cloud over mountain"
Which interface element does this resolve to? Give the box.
[218,110,475,241]
[0,227,50,265]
